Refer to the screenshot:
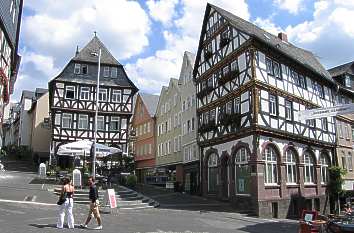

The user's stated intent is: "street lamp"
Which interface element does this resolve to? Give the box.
[90,48,101,179]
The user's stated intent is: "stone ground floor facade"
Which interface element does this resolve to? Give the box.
[200,135,334,218]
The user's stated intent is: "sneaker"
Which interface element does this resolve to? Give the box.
[80,224,88,229]
[94,225,103,230]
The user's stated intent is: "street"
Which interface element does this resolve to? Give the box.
[0,160,298,233]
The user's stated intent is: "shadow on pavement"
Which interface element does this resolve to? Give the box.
[29,223,57,229]
[133,184,247,214]
[2,158,36,173]
[238,221,299,233]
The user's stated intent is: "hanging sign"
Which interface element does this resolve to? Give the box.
[297,103,354,121]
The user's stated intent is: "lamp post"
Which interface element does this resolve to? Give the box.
[91,48,101,179]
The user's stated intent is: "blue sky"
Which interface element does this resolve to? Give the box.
[13,0,354,101]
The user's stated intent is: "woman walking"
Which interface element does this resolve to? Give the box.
[57,177,75,229]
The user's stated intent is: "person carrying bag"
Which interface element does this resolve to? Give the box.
[56,177,75,229]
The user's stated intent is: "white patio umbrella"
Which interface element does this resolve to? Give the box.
[57,140,121,158]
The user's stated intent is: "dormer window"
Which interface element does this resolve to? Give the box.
[74,64,81,74]
[111,67,118,78]
[82,65,88,74]
[103,66,110,77]
[345,75,352,88]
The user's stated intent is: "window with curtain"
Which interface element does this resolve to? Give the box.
[320,154,329,184]
[304,152,315,183]
[286,150,297,184]
[208,153,218,193]
[263,146,278,184]
[235,147,250,194]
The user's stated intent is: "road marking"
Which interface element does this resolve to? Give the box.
[0,199,56,206]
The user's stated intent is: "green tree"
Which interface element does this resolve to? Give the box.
[328,166,346,214]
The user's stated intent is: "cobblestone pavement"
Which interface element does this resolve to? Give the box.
[0,159,299,233]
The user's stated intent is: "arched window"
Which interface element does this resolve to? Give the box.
[285,149,297,184]
[208,153,218,193]
[235,147,250,194]
[263,146,278,184]
[304,152,315,183]
[320,154,329,184]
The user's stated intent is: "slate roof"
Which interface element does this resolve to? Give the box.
[328,61,354,77]
[72,36,121,65]
[205,4,335,84]
[50,36,138,92]
[139,93,160,117]
[21,90,35,100]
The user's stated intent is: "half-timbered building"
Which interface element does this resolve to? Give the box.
[49,35,138,167]
[0,0,23,147]
[132,93,159,183]
[194,4,336,218]
[328,62,354,192]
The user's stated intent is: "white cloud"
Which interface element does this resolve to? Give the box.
[254,17,284,36]
[14,0,151,100]
[146,0,179,26]
[126,0,250,94]
[285,0,354,67]
[273,0,305,15]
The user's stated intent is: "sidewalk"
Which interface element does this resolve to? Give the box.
[133,183,238,213]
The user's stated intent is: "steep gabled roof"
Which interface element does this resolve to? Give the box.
[72,36,121,65]
[185,51,195,67]
[139,93,160,117]
[195,4,335,84]
[328,61,354,77]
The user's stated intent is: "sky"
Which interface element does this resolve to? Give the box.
[13,0,354,101]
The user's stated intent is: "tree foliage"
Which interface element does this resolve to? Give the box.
[328,166,346,197]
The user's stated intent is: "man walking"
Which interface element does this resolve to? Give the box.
[81,176,102,230]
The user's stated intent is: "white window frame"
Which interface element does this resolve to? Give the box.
[110,116,120,131]
[74,64,81,74]
[285,150,297,184]
[111,67,118,78]
[97,116,105,131]
[285,100,292,121]
[103,66,110,77]
[80,87,90,100]
[263,147,278,185]
[65,86,75,99]
[304,153,315,184]
[320,154,329,184]
[99,89,107,102]
[55,114,61,125]
[269,95,277,116]
[62,113,72,128]
[78,114,88,129]
[112,90,121,103]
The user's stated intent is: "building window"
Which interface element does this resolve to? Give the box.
[345,75,351,88]
[99,89,107,102]
[174,137,178,153]
[192,118,195,131]
[62,113,72,128]
[235,147,250,194]
[208,153,218,193]
[346,125,351,140]
[322,118,328,132]
[269,95,277,116]
[111,67,118,78]
[320,154,329,184]
[82,64,88,74]
[65,86,75,99]
[74,64,81,74]
[263,146,278,184]
[78,115,88,129]
[234,97,241,114]
[285,100,292,121]
[266,58,273,76]
[112,90,121,103]
[348,153,353,171]
[55,114,61,125]
[80,87,90,100]
[103,66,110,77]
[307,119,316,128]
[110,117,120,131]
[285,150,297,184]
[304,152,315,184]
[298,75,307,89]
[97,116,105,130]
[339,124,344,138]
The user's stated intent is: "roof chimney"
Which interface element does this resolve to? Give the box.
[278,32,288,42]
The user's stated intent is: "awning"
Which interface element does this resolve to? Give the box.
[57,140,121,158]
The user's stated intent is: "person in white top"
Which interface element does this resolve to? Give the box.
[57,177,75,229]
